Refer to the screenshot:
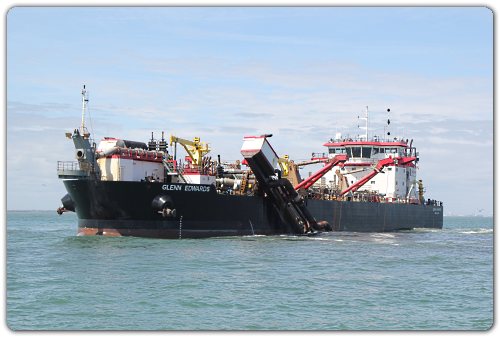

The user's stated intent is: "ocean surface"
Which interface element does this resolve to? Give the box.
[6,211,493,330]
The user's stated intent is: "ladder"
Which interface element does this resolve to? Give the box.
[163,159,192,184]
[239,171,250,194]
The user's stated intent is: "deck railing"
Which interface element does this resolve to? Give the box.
[57,161,96,172]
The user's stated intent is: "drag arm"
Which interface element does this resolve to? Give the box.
[294,154,349,190]
[340,157,395,196]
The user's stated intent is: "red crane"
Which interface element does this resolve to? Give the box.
[294,154,349,190]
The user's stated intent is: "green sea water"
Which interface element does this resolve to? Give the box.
[6,212,493,330]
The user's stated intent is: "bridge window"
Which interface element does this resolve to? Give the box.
[351,147,361,157]
[345,147,351,157]
[362,147,371,158]
[330,147,345,154]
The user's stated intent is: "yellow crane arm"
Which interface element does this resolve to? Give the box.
[170,135,195,147]
[170,135,211,166]
[278,155,290,177]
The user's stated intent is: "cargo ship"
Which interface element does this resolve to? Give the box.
[56,87,443,238]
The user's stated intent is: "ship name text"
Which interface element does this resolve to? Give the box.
[162,184,210,192]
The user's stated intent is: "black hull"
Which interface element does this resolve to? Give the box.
[307,199,443,231]
[63,180,443,239]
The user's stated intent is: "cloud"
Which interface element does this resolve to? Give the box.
[232,113,273,119]
[425,136,492,147]
[7,101,73,115]
[101,55,491,123]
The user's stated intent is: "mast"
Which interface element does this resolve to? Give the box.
[386,108,390,141]
[80,85,89,134]
[358,106,369,140]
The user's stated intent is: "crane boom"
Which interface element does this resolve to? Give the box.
[170,136,211,166]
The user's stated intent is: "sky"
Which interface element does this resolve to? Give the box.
[3,4,494,216]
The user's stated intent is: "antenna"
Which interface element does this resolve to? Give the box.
[358,106,369,140]
[80,85,89,134]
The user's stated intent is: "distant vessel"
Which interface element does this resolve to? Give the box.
[57,87,443,238]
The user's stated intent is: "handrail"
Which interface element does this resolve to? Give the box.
[163,160,193,184]
[311,152,328,159]
[57,161,96,172]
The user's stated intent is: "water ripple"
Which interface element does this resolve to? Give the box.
[6,212,493,330]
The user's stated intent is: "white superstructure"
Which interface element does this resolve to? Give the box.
[311,108,421,202]
[96,138,165,182]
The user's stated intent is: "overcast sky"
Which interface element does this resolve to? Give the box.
[5,5,493,216]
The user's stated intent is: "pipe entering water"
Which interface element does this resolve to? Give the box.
[249,220,255,236]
